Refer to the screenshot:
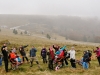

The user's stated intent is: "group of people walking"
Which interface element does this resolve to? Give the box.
[0,43,100,72]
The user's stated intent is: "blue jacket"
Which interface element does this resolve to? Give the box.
[30,48,37,57]
[83,52,89,62]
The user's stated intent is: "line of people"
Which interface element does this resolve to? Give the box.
[0,44,40,72]
[0,43,100,72]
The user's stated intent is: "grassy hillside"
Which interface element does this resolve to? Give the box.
[0,29,100,75]
[0,15,100,43]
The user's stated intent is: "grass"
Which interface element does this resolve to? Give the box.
[0,29,100,75]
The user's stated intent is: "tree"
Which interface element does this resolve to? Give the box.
[20,32,23,35]
[13,29,18,34]
[0,29,1,32]
[46,34,51,39]
[24,30,27,34]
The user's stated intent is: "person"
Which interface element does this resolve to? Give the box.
[30,46,40,68]
[41,47,47,64]
[68,47,76,68]
[83,51,89,69]
[2,47,9,72]
[53,45,60,53]
[63,49,69,66]
[1,44,7,54]
[93,47,100,66]
[19,45,28,63]
[47,47,55,70]
[87,50,92,67]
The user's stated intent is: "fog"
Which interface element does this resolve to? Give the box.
[0,0,100,17]
[0,0,100,43]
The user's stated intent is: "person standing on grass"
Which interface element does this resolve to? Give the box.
[68,47,76,68]
[83,51,89,69]
[87,50,92,67]
[93,47,100,66]
[63,49,69,66]
[2,47,9,72]
[41,47,47,64]
[47,47,55,70]
[30,46,40,68]
[19,45,28,63]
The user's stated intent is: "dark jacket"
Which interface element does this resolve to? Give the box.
[83,52,89,62]
[30,48,37,57]
[2,49,8,61]
[41,48,47,58]
[1,46,7,54]
[19,45,28,56]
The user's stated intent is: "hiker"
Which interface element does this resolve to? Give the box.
[1,44,7,54]
[53,45,60,53]
[93,47,100,66]
[47,47,55,70]
[19,45,28,63]
[68,47,76,68]
[41,47,47,64]
[83,51,89,69]
[2,47,9,72]
[30,46,40,67]
[87,50,92,66]
[63,49,69,66]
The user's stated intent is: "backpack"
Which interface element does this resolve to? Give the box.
[10,53,16,59]
[17,57,21,62]
[58,51,64,58]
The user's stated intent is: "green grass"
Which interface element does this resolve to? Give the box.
[0,31,100,75]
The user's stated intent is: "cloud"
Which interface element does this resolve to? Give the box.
[0,0,100,17]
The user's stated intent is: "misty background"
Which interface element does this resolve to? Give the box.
[0,0,100,43]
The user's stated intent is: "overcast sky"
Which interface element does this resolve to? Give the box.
[0,0,100,17]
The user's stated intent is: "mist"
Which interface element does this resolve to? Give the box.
[0,0,100,43]
[0,14,100,43]
[0,0,100,17]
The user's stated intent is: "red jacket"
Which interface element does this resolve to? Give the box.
[94,48,100,57]
[49,47,55,60]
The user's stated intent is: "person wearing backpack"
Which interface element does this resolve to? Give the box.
[83,51,89,69]
[87,50,92,67]
[41,47,47,64]
[93,47,100,66]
